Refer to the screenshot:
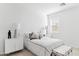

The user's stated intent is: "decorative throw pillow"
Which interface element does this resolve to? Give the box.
[39,33,45,39]
[29,32,33,40]
[29,32,40,40]
[24,33,30,39]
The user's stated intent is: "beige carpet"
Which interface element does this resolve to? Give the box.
[69,48,79,56]
[7,48,79,56]
[8,49,34,56]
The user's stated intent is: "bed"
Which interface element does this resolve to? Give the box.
[24,36,64,56]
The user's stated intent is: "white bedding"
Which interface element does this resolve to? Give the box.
[24,37,64,56]
[31,37,64,54]
[31,37,63,48]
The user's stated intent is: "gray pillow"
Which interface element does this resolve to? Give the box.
[29,32,40,40]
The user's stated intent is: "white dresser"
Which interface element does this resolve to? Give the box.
[4,38,23,54]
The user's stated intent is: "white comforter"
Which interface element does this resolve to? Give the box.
[31,37,64,54]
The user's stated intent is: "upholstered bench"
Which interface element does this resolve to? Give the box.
[52,45,72,56]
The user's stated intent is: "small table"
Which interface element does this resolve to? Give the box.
[52,45,72,56]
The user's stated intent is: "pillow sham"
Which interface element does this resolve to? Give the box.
[29,32,40,40]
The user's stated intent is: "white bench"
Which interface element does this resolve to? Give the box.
[52,45,72,56]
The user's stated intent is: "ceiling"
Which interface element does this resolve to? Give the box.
[17,3,79,15]
[0,3,78,15]
[19,3,78,15]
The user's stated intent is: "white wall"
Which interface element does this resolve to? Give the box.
[0,4,47,54]
[19,7,47,33]
[0,4,19,54]
[48,5,79,48]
